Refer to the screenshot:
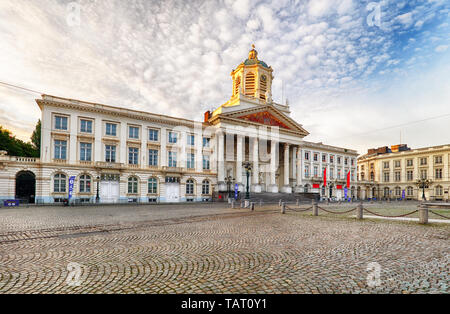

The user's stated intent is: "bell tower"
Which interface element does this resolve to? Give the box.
[230,45,273,102]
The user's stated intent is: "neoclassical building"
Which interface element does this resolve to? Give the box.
[0,46,358,204]
[357,144,450,201]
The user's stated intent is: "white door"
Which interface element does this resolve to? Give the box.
[165,183,180,202]
[100,181,120,203]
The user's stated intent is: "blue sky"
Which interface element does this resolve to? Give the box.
[0,0,449,154]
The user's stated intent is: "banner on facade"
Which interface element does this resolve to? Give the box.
[234,184,239,200]
[68,176,76,200]
[312,184,320,189]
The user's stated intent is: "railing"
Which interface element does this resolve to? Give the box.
[95,161,124,169]
[14,157,40,163]
[278,200,449,225]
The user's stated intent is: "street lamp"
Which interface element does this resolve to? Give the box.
[224,176,235,201]
[243,162,252,200]
[96,176,100,203]
[416,178,432,201]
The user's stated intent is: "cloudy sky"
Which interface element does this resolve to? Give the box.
[0,0,449,155]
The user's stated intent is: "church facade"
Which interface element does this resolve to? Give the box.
[0,47,358,204]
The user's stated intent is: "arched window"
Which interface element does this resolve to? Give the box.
[304,185,309,193]
[234,76,241,95]
[79,175,91,193]
[436,185,443,196]
[186,179,194,195]
[128,177,138,194]
[148,177,158,194]
[259,75,267,100]
[54,173,67,193]
[407,186,414,196]
[384,187,390,197]
[202,180,210,195]
[245,72,255,96]
[395,186,401,196]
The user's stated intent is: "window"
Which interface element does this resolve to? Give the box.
[203,137,210,148]
[330,155,334,163]
[128,177,138,194]
[186,153,195,169]
[383,161,389,169]
[420,169,427,180]
[407,186,414,196]
[129,126,139,139]
[395,187,401,196]
[202,180,210,194]
[168,131,178,144]
[330,168,334,179]
[351,159,355,166]
[128,147,139,165]
[370,172,374,181]
[149,149,158,166]
[304,185,309,193]
[337,157,341,164]
[344,158,348,166]
[313,153,318,162]
[370,163,374,170]
[80,143,92,161]
[383,172,390,182]
[361,165,365,171]
[304,165,310,178]
[436,185,443,196]
[420,157,427,166]
[313,166,318,177]
[105,145,116,163]
[395,171,401,182]
[435,168,443,180]
[435,156,443,164]
[80,119,92,133]
[322,154,327,162]
[394,160,401,168]
[54,173,66,193]
[203,155,210,170]
[168,151,177,167]
[406,159,413,167]
[186,179,194,195]
[54,140,67,160]
[79,175,91,193]
[360,172,365,180]
[54,116,68,130]
[337,168,341,179]
[305,152,310,161]
[187,134,195,146]
[106,123,117,136]
[407,170,413,181]
[148,129,159,141]
[384,187,390,197]
[148,178,158,194]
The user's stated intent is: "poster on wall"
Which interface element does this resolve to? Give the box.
[68,176,76,200]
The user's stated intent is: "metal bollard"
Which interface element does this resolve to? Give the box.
[419,204,428,224]
[357,202,363,220]
[279,199,282,207]
[281,202,286,214]
[231,200,235,209]
[251,202,255,211]
[313,201,318,216]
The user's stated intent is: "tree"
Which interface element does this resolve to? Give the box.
[31,119,41,155]
[0,125,39,157]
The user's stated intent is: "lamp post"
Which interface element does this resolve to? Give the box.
[416,178,432,201]
[243,162,252,200]
[225,175,235,201]
[96,176,100,203]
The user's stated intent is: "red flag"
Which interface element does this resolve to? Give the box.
[323,167,327,188]
[347,170,351,188]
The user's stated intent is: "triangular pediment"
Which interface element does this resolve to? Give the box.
[214,104,310,137]
[237,111,291,129]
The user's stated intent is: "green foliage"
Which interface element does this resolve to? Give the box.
[0,124,39,157]
[31,119,41,154]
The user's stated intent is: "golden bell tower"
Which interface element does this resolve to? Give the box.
[230,45,274,102]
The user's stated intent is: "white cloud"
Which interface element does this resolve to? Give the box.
[435,45,448,52]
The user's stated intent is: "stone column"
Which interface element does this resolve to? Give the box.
[269,140,278,193]
[236,135,244,192]
[282,144,292,193]
[217,132,226,191]
[160,127,167,167]
[295,146,303,193]
[292,146,297,184]
[251,137,262,193]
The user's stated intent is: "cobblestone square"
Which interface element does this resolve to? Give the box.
[0,203,448,294]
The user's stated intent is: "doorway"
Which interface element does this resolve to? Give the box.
[15,171,36,203]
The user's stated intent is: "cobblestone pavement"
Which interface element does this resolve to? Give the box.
[0,204,448,294]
